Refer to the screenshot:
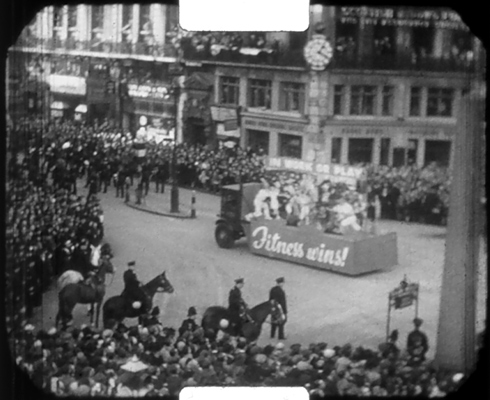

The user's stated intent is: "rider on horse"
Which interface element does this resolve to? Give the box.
[228,278,252,335]
[121,261,147,310]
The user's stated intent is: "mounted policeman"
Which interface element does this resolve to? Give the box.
[121,260,148,311]
[228,278,252,336]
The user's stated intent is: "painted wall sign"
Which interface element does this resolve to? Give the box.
[49,74,86,95]
[247,220,397,275]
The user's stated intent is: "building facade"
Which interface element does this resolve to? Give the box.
[9,5,484,167]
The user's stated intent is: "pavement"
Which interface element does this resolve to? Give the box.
[29,180,487,360]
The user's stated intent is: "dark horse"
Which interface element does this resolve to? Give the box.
[202,300,283,342]
[56,257,115,329]
[102,271,174,329]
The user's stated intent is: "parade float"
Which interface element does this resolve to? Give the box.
[215,157,398,276]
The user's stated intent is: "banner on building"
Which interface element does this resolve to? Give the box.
[49,75,86,95]
[128,84,170,99]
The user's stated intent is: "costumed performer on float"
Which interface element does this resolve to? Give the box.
[332,195,362,234]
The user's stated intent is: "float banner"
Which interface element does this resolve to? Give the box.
[247,219,397,275]
[266,157,365,185]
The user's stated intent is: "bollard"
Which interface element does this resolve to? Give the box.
[191,190,196,218]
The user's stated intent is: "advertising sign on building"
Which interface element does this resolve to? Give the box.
[49,75,86,95]
[128,84,169,99]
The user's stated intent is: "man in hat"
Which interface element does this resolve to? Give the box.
[121,261,145,310]
[228,278,249,336]
[406,318,429,365]
[178,307,199,338]
[269,277,287,340]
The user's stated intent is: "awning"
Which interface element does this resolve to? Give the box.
[75,104,87,113]
[51,101,70,110]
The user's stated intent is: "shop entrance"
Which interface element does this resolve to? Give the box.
[185,119,207,146]
[424,140,451,167]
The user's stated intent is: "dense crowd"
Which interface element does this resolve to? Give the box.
[12,314,472,397]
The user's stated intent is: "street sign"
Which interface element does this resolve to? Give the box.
[386,278,420,341]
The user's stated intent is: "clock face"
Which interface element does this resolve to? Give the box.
[304,36,333,71]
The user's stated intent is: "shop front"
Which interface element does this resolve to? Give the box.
[242,115,308,158]
[322,123,455,167]
[48,74,86,121]
[126,81,175,140]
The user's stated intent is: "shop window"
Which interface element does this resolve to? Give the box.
[409,87,422,116]
[381,86,394,116]
[279,134,302,159]
[427,88,454,117]
[348,138,373,164]
[373,24,395,56]
[350,85,376,115]
[331,137,342,164]
[248,79,271,109]
[279,82,305,113]
[247,129,270,155]
[380,138,390,165]
[220,76,240,105]
[425,140,451,167]
[333,85,345,115]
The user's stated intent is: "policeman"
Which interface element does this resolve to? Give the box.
[228,278,247,336]
[269,277,287,340]
[178,306,199,338]
[406,318,429,365]
[121,261,144,310]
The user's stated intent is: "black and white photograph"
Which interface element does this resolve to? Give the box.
[4,1,487,398]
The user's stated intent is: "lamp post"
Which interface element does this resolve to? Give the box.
[169,80,180,213]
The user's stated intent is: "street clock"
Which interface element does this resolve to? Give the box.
[304,34,333,71]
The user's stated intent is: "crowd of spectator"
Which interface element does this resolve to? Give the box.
[12,313,473,397]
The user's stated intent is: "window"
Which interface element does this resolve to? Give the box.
[220,77,240,105]
[139,4,152,42]
[122,5,133,43]
[348,138,373,164]
[333,85,345,115]
[53,6,63,28]
[335,20,358,57]
[248,79,271,109]
[279,134,302,159]
[381,86,394,116]
[280,82,305,113]
[331,137,342,164]
[427,88,454,117]
[409,87,422,116]
[412,26,435,58]
[350,85,376,115]
[380,138,390,166]
[91,6,104,30]
[373,25,395,56]
[407,139,418,165]
[424,140,451,167]
[247,129,270,155]
[68,6,77,28]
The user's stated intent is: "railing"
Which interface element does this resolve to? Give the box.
[13,36,178,59]
[331,51,477,73]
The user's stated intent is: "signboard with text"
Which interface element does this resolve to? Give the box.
[266,157,365,187]
[128,84,169,99]
[49,74,86,95]
[247,219,397,275]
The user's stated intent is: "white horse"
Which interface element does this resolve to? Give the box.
[57,244,102,291]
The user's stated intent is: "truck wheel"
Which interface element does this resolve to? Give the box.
[215,223,235,249]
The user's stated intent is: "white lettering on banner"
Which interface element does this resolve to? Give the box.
[251,226,350,267]
[128,84,169,99]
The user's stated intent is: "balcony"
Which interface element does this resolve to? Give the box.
[330,51,477,74]
[12,35,178,59]
[181,40,306,69]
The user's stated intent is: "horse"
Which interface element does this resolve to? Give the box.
[55,256,115,329]
[57,243,110,291]
[102,271,174,329]
[201,299,284,342]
